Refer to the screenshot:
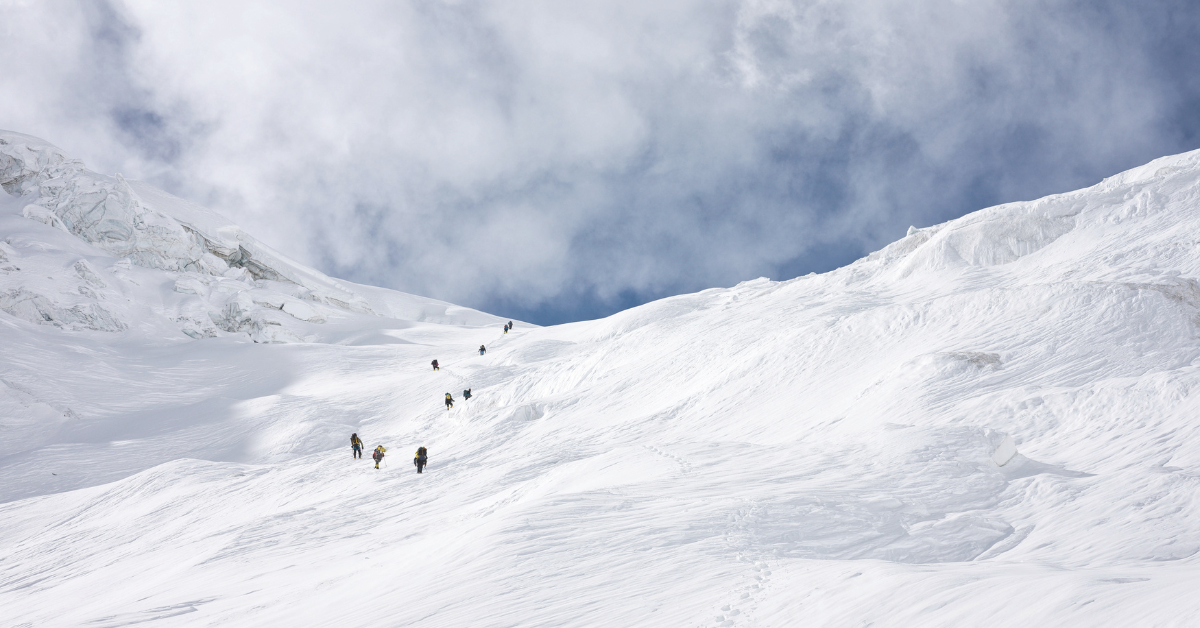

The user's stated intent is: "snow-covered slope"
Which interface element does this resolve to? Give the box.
[2,133,1200,627]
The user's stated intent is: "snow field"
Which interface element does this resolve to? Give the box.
[2,135,1200,625]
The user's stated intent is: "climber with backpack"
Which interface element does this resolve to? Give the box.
[372,445,387,469]
[463,388,472,400]
[350,433,364,459]
[445,392,454,410]
[431,359,439,371]
[479,344,486,355]
[414,446,428,473]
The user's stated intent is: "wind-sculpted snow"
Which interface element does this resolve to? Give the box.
[3,139,1200,626]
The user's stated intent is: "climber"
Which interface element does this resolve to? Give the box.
[463,388,472,400]
[503,323,509,334]
[350,433,364,459]
[508,321,513,330]
[431,359,439,371]
[445,392,454,410]
[372,445,387,469]
[479,344,486,355]
[414,446,428,473]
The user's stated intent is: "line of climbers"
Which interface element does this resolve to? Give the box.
[430,321,512,406]
[358,321,513,473]
[351,437,430,474]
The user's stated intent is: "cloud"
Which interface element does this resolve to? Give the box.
[2,0,1199,323]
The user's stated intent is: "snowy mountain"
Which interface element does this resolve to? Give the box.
[0,130,503,343]
[2,131,1200,626]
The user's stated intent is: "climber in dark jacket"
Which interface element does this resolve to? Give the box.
[414,446,428,473]
[431,359,440,371]
[351,433,364,459]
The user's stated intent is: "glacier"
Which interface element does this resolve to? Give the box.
[2,130,1200,626]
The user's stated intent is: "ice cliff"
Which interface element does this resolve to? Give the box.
[0,131,500,342]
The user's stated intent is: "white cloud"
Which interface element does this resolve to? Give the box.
[1,0,1194,320]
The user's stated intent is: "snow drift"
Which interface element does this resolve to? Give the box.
[2,131,1200,627]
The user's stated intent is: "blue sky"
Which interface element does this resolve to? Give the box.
[3,0,1200,325]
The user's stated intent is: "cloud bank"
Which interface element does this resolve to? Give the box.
[3,0,1199,322]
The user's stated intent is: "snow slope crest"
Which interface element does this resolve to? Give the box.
[845,147,1200,282]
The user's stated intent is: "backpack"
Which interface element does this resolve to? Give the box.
[417,447,427,457]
